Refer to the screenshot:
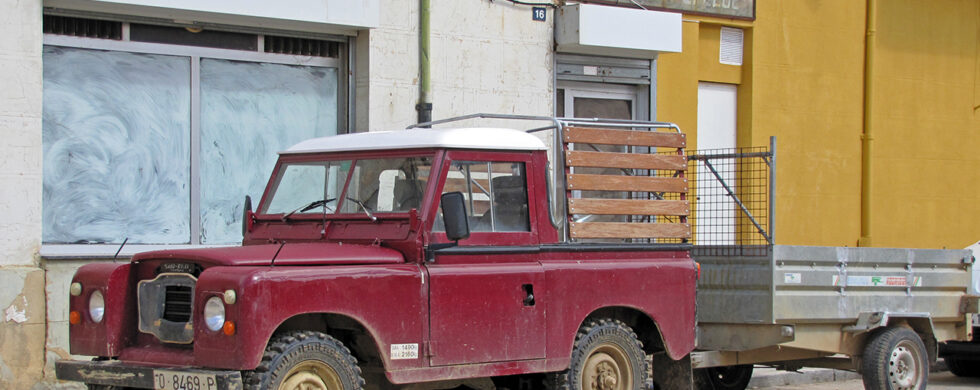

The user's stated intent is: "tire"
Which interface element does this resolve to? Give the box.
[245,331,365,390]
[861,327,928,390]
[696,365,753,390]
[550,318,647,390]
[945,357,980,377]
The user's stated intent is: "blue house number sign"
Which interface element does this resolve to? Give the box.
[532,7,546,21]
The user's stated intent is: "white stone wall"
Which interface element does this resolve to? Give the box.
[0,0,46,388]
[0,0,42,268]
[365,0,554,131]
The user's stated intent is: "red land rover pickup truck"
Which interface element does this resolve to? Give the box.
[56,121,697,390]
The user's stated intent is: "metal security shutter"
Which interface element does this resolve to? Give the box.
[556,54,654,85]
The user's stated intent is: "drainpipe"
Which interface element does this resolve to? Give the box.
[416,0,433,126]
[859,0,877,247]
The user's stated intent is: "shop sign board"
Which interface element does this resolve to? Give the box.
[588,0,754,20]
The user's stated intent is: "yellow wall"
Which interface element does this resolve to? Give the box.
[658,0,980,249]
[869,0,980,249]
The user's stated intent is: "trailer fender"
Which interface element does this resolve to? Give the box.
[844,312,937,362]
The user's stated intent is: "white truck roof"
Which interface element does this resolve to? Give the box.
[281,127,547,154]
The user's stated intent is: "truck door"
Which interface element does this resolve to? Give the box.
[425,154,546,366]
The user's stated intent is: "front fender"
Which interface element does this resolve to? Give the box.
[69,262,136,357]
[193,264,426,371]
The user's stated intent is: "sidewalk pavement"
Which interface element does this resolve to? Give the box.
[747,360,949,388]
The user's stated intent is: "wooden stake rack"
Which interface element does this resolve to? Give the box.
[562,126,690,241]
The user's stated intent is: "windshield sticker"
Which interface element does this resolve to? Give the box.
[390,343,419,360]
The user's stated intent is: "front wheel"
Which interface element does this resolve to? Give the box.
[861,327,928,390]
[245,331,365,390]
[551,318,647,390]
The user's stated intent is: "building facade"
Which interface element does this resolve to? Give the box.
[0,0,977,388]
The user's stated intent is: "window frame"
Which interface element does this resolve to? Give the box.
[40,31,347,258]
[427,150,540,247]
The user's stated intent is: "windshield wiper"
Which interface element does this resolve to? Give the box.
[346,197,378,222]
[282,198,336,222]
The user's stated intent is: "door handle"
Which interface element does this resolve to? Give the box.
[522,284,535,306]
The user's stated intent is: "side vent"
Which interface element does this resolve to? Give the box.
[43,15,122,40]
[265,35,339,58]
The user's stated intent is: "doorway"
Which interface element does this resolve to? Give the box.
[696,82,738,244]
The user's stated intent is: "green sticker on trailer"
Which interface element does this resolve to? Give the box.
[833,275,922,287]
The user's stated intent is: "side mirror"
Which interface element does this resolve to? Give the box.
[241,195,253,236]
[441,192,470,242]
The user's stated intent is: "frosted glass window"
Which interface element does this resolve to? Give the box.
[200,59,337,244]
[42,47,191,244]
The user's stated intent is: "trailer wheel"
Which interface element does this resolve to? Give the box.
[696,365,754,390]
[245,331,365,390]
[550,318,646,390]
[945,357,980,377]
[861,327,928,390]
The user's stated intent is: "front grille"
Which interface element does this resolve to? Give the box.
[163,285,193,322]
[138,273,197,344]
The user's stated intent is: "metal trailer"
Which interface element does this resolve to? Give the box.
[692,245,977,389]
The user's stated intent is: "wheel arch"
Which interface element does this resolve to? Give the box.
[586,306,666,356]
[272,312,387,370]
[885,316,938,364]
[850,312,939,364]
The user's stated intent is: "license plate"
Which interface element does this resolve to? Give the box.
[153,369,217,390]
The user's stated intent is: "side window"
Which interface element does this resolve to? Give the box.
[437,161,529,232]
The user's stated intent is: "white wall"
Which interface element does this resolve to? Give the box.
[0,0,42,268]
[0,0,46,387]
[365,0,554,131]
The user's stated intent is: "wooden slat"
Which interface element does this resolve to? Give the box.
[442,178,490,194]
[567,174,687,193]
[564,127,686,148]
[566,151,687,170]
[570,222,691,239]
[568,199,689,216]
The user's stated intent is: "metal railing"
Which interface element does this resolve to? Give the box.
[686,138,775,256]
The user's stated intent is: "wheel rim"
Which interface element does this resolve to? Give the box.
[279,360,343,390]
[581,343,633,390]
[888,341,923,390]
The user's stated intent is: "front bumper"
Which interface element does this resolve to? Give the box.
[56,359,243,390]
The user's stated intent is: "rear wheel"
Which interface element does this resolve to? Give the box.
[861,327,928,390]
[245,331,365,390]
[550,318,647,390]
[695,365,753,390]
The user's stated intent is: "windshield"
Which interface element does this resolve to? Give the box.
[261,156,432,216]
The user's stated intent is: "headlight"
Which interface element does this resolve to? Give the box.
[204,296,225,332]
[89,290,105,323]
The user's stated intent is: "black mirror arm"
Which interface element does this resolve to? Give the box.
[425,241,459,262]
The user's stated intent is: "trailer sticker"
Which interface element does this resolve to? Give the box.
[832,275,922,287]
[784,273,802,284]
[390,343,419,360]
